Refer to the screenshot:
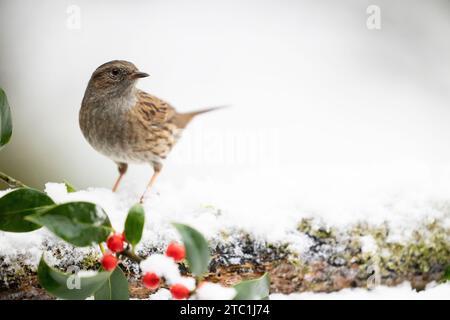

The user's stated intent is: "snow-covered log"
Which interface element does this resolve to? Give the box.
[1,183,449,299]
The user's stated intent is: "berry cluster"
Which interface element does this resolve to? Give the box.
[142,242,189,299]
[100,233,125,271]
[100,235,190,300]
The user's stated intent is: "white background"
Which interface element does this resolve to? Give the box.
[1,0,450,212]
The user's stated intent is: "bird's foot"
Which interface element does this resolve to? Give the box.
[138,190,160,204]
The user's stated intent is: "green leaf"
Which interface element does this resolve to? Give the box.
[0,88,12,148]
[233,273,270,300]
[63,180,77,193]
[444,266,450,281]
[124,204,145,246]
[27,202,113,247]
[38,255,111,300]
[94,267,129,300]
[172,223,210,277]
[0,188,54,232]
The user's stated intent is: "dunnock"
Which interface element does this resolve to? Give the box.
[79,60,223,203]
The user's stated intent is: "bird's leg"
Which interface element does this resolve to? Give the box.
[112,162,128,192]
[139,163,162,204]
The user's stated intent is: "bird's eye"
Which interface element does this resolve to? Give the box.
[111,68,120,76]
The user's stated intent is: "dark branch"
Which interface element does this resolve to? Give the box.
[119,248,144,263]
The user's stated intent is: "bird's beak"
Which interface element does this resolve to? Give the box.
[130,71,150,79]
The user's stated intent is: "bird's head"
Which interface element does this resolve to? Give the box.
[86,60,149,97]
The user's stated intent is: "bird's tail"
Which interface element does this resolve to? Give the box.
[175,105,229,128]
[185,105,228,117]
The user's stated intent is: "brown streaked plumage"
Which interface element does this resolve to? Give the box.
[79,60,224,203]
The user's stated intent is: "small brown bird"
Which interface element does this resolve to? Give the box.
[79,60,223,203]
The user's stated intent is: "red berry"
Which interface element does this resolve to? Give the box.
[166,242,186,262]
[121,232,126,242]
[142,272,160,289]
[107,233,125,252]
[101,253,118,271]
[170,284,190,300]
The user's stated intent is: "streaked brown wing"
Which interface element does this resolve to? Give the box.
[135,90,176,125]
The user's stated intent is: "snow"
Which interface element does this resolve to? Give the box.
[146,282,450,300]
[35,166,450,255]
[359,235,378,254]
[33,182,314,258]
[147,281,238,300]
[195,282,237,300]
[0,230,46,267]
[1,168,449,268]
[149,288,172,300]
[140,254,181,282]
[270,282,450,300]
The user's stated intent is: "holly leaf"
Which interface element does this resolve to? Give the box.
[38,255,111,300]
[444,265,450,281]
[233,273,270,300]
[27,202,112,247]
[124,204,145,246]
[0,88,12,148]
[172,223,210,277]
[0,188,54,232]
[94,267,129,300]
